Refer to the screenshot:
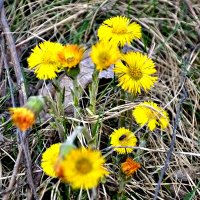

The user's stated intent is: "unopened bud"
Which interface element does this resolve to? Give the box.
[25,96,45,115]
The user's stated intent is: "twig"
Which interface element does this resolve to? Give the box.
[2,146,23,200]
[0,185,23,196]
[103,146,200,157]
[153,73,188,199]
[2,132,39,200]
[19,132,39,200]
[0,2,38,199]
[1,6,27,105]
[1,36,15,106]
[0,2,25,200]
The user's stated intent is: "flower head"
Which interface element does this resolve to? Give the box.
[90,41,120,71]
[41,143,61,178]
[114,52,157,94]
[121,158,141,176]
[132,101,169,131]
[60,148,108,189]
[27,41,63,80]
[9,107,35,131]
[58,44,84,69]
[110,127,137,154]
[98,16,142,47]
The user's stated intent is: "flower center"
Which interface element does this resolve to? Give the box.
[99,53,110,66]
[129,67,142,80]
[76,158,92,174]
[43,55,55,65]
[112,25,127,34]
[66,57,75,63]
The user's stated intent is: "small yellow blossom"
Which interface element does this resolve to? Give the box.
[27,41,63,80]
[41,145,109,189]
[90,41,120,71]
[58,44,84,69]
[110,127,137,154]
[132,101,169,131]
[98,16,142,47]
[60,148,109,189]
[41,143,62,178]
[114,52,157,94]
[121,158,141,176]
[9,107,35,132]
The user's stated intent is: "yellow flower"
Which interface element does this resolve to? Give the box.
[90,41,120,71]
[121,158,141,176]
[110,127,137,154]
[27,41,63,80]
[9,107,35,132]
[41,143,61,178]
[60,148,109,189]
[97,16,142,47]
[58,44,84,69]
[132,101,169,131]
[114,52,157,94]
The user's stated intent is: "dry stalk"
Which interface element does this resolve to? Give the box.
[2,146,23,200]
[153,64,187,200]
[1,1,37,199]
[1,5,27,105]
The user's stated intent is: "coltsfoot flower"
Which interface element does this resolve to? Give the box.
[9,96,44,131]
[41,146,108,189]
[90,41,120,71]
[27,41,63,80]
[58,44,84,69]
[98,16,142,47]
[132,101,169,131]
[114,52,157,94]
[9,107,35,132]
[41,143,62,178]
[121,158,141,176]
[110,127,137,154]
[60,148,109,189]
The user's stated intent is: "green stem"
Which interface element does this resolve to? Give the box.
[89,68,100,141]
[135,132,148,162]
[118,175,128,200]
[119,90,126,127]
[72,76,82,125]
[89,68,99,115]
[45,95,65,142]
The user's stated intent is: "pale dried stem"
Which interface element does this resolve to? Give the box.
[2,146,23,200]
[1,6,27,105]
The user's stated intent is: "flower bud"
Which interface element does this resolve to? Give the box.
[25,96,45,115]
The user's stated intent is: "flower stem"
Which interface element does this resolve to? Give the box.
[119,90,126,127]
[135,133,148,162]
[118,174,128,199]
[89,68,100,140]
[45,80,67,141]
[89,68,99,115]
[72,76,82,123]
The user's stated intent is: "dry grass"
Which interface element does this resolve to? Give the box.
[0,0,200,199]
